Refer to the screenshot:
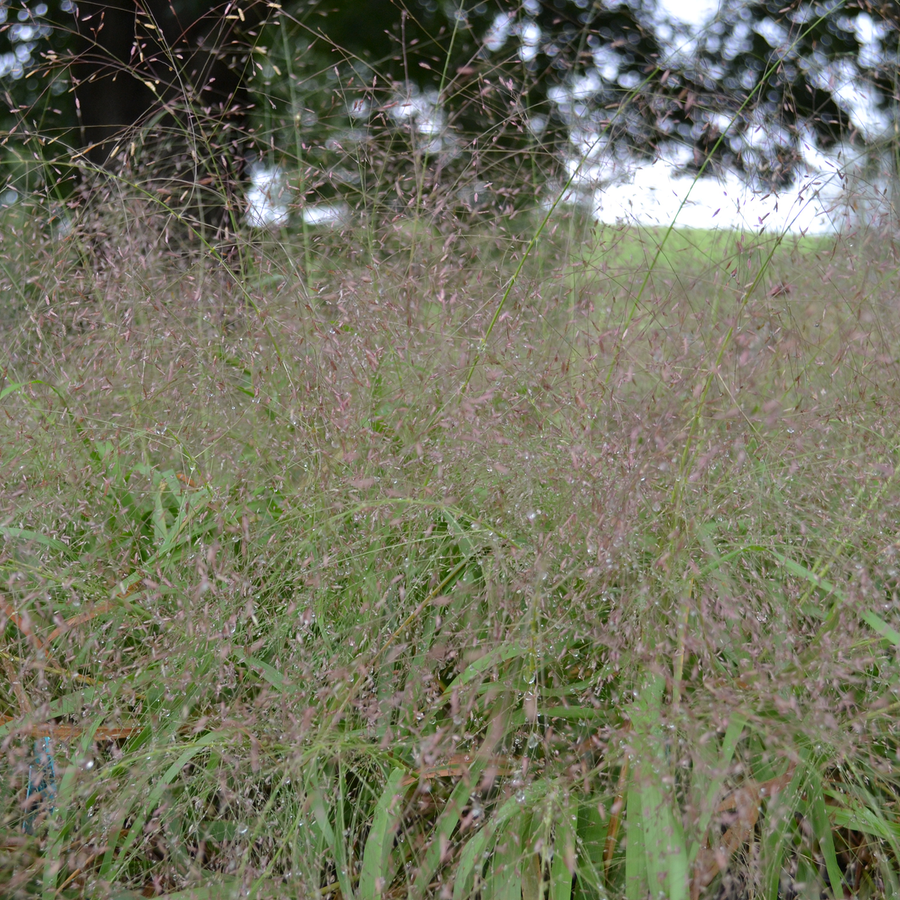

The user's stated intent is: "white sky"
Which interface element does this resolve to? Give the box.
[588,0,873,235]
[588,159,851,235]
[656,0,721,27]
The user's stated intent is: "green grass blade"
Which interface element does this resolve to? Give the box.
[689,714,746,863]
[231,648,289,692]
[573,797,609,898]
[550,799,576,900]
[628,672,688,900]
[100,732,224,880]
[442,643,531,696]
[804,767,842,898]
[359,767,407,900]
[484,812,529,900]
[771,551,900,645]
[453,823,496,900]
[760,764,803,900]
[624,782,646,900]
[0,688,101,739]
[310,770,354,900]
[411,756,488,899]
[455,785,548,900]
[0,525,70,553]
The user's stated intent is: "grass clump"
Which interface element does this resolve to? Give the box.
[3,20,900,900]
[2,187,900,899]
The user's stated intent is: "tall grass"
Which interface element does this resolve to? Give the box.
[3,6,900,900]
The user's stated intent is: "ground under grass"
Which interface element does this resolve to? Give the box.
[2,206,900,899]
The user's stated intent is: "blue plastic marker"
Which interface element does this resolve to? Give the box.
[23,736,57,834]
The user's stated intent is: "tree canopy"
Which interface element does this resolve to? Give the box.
[1,0,897,188]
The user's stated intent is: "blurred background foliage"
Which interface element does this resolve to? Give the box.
[0,0,897,205]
